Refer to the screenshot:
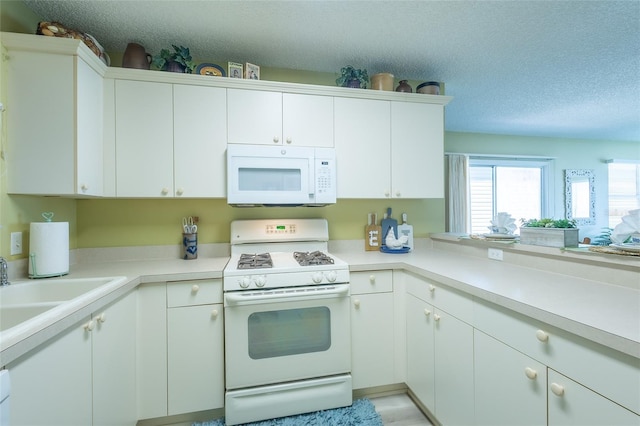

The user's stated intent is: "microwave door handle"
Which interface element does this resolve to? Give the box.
[308,158,315,197]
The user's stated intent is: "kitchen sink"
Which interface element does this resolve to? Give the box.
[0,276,128,333]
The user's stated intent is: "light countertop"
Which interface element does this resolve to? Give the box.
[2,244,638,366]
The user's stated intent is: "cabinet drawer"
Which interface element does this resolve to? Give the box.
[350,270,393,295]
[405,272,473,324]
[167,279,222,307]
[474,299,640,415]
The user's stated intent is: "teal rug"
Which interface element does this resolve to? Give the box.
[193,398,383,426]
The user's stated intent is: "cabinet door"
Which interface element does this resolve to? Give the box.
[227,89,282,145]
[7,317,92,425]
[93,291,137,426]
[474,330,547,426]
[434,308,474,426]
[174,85,227,197]
[390,102,444,198]
[405,293,435,411]
[282,93,334,147]
[7,52,76,195]
[548,369,640,426]
[334,97,391,198]
[115,80,174,197]
[76,58,104,196]
[168,304,224,415]
[350,292,394,389]
[136,282,168,420]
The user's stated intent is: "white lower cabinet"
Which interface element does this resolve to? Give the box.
[474,329,547,426]
[548,369,639,426]
[168,303,224,414]
[7,291,137,426]
[350,271,395,389]
[404,275,475,426]
[137,279,224,420]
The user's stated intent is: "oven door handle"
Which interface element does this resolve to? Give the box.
[225,283,350,306]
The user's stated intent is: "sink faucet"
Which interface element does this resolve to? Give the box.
[0,257,9,286]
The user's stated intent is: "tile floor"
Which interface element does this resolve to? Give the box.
[371,393,433,425]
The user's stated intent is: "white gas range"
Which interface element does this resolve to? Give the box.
[222,219,353,425]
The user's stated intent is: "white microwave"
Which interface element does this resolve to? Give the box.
[227,144,337,206]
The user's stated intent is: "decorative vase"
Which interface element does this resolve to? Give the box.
[370,73,394,91]
[165,60,186,73]
[346,78,362,88]
[122,43,151,70]
[395,80,412,93]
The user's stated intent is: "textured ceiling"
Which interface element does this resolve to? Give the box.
[19,0,640,142]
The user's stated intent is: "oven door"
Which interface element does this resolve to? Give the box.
[224,283,351,390]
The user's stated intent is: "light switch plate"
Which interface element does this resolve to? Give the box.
[488,248,503,261]
[10,232,23,255]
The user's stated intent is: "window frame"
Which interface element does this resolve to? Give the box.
[468,156,555,232]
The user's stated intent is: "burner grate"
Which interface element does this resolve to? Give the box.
[293,251,335,266]
[237,253,273,269]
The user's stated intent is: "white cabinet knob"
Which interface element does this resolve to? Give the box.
[354,299,361,308]
[161,187,169,195]
[384,191,390,198]
[423,308,431,317]
[395,191,401,197]
[434,313,441,322]
[369,274,375,283]
[286,137,292,144]
[96,313,106,323]
[211,309,219,318]
[536,329,549,342]
[524,367,538,380]
[191,284,200,293]
[80,184,89,191]
[176,188,184,196]
[429,284,436,293]
[84,320,95,331]
[273,136,280,143]
[550,382,565,397]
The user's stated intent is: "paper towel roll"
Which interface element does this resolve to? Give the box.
[29,222,69,278]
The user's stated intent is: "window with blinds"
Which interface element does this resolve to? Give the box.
[608,161,640,228]
[469,158,552,235]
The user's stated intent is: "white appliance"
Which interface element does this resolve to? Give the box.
[223,219,351,425]
[226,144,337,206]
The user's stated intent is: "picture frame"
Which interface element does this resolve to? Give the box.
[245,62,260,80]
[228,62,243,79]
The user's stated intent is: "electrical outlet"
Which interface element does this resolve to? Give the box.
[10,232,23,255]
[488,248,503,261]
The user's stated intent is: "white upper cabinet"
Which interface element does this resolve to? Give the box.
[4,33,105,196]
[114,81,227,198]
[115,80,174,197]
[335,98,445,199]
[335,97,391,198]
[228,89,334,147]
[174,84,227,197]
[391,102,444,198]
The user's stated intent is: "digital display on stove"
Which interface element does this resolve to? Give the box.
[266,224,297,234]
[277,225,285,230]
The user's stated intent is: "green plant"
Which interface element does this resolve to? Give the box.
[336,65,369,88]
[520,218,577,228]
[152,45,196,73]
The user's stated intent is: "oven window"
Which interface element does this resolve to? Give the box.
[247,307,331,359]
[238,168,302,191]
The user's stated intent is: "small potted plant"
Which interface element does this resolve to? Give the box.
[152,45,196,73]
[336,65,369,89]
[519,218,579,248]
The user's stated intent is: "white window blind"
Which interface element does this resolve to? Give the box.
[608,161,640,228]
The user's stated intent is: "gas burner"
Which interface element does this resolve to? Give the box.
[237,253,273,269]
[293,251,335,266]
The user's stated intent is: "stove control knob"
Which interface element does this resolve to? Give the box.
[239,276,252,288]
[325,270,338,282]
[312,272,324,284]
[255,275,267,287]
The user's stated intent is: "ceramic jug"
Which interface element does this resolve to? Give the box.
[122,43,152,70]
